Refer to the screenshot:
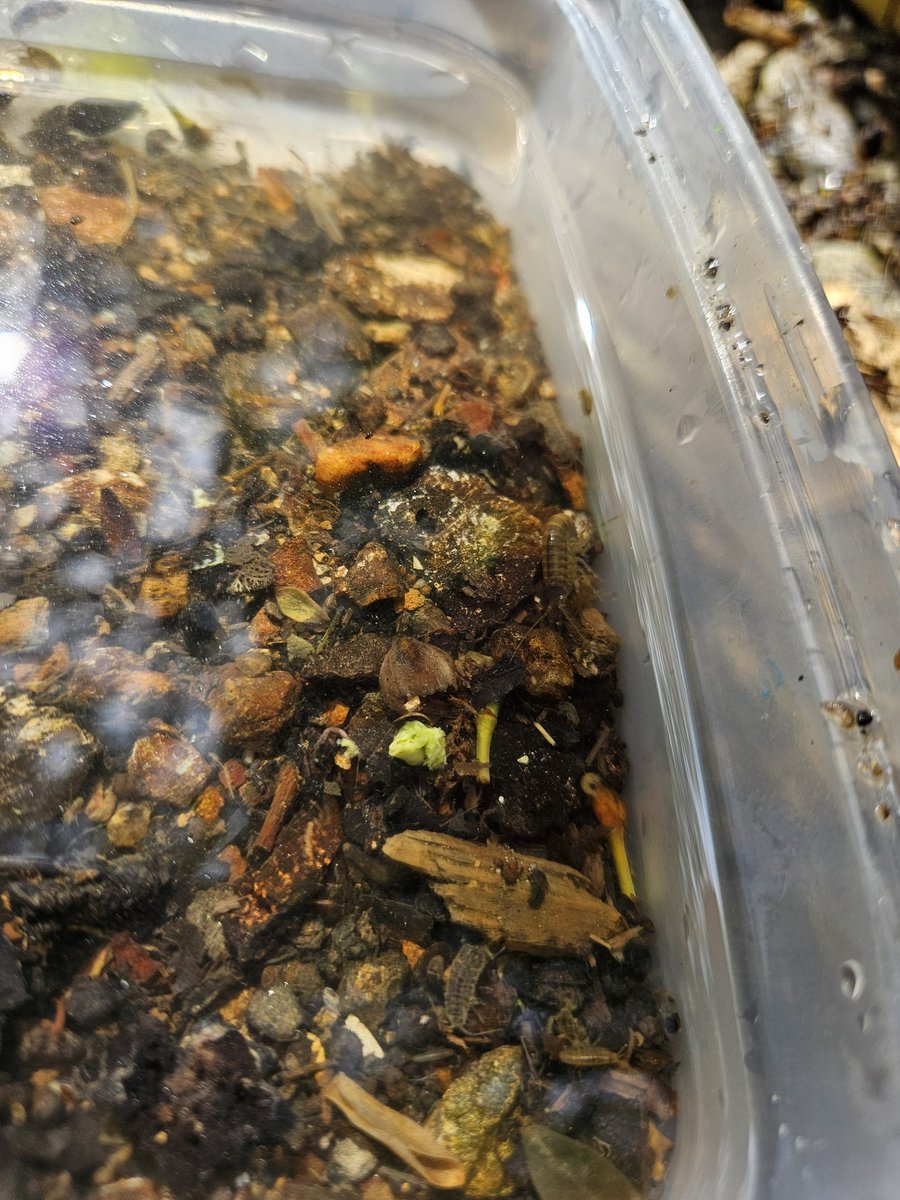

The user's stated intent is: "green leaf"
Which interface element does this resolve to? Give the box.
[275,586,329,627]
[522,1124,641,1200]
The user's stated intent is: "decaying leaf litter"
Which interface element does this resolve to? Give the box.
[0,77,677,1200]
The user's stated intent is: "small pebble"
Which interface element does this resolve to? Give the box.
[339,952,409,1028]
[331,1136,378,1184]
[65,977,121,1031]
[0,597,49,653]
[245,984,303,1042]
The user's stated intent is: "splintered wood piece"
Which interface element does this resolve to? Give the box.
[382,831,623,957]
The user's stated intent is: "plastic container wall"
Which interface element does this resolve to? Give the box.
[2,2,899,1198]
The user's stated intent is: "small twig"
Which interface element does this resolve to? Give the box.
[533,720,557,747]
[224,450,277,486]
[50,994,67,1037]
[252,761,301,855]
[292,418,326,462]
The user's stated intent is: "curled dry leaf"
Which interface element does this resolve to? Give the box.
[321,1071,466,1190]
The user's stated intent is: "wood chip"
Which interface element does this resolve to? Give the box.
[382,831,623,956]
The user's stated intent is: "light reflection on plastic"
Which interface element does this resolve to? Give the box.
[575,296,595,345]
[0,331,29,382]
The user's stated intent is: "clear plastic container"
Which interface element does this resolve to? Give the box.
[1,2,899,1199]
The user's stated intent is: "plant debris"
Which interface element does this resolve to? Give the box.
[0,74,676,1200]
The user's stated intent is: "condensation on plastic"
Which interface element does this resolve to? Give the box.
[2,2,900,1198]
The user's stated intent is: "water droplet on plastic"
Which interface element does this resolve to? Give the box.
[242,42,269,63]
[840,959,865,1001]
[676,414,701,445]
[885,517,900,549]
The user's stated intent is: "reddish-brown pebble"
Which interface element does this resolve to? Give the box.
[271,537,321,592]
[126,733,212,808]
[208,670,300,744]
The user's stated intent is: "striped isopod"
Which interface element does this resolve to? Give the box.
[444,942,491,1031]
[542,512,579,605]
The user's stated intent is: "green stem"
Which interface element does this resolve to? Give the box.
[475,701,500,784]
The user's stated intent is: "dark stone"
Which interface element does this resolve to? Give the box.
[0,932,27,1016]
[41,241,139,311]
[119,1016,290,1193]
[302,632,390,684]
[65,976,121,1030]
[194,303,265,351]
[383,996,440,1052]
[261,213,329,272]
[66,99,142,137]
[179,600,225,660]
[416,323,457,357]
[528,959,591,1013]
[210,265,267,307]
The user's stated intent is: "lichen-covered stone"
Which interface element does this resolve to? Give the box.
[425,1045,523,1197]
[0,689,99,832]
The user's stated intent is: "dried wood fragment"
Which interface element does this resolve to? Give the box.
[382,831,623,956]
[226,800,341,962]
[252,761,302,855]
[321,1071,466,1190]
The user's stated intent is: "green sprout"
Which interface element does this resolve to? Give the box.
[475,701,500,784]
[388,721,447,770]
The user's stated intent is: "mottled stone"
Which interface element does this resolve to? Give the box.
[331,1137,378,1184]
[0,597,50,653]
[0,690,99,832]
[207,669,300,745]
[339,952,408,1028]
[106,801,151,848]
[339,542,406,607]
[246,984,303,1042]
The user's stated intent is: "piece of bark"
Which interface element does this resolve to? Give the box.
[252,761,302,855]
[225,800,341,962]
[382,831,623,957]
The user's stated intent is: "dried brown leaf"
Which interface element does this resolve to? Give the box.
[321,1071,466,1190]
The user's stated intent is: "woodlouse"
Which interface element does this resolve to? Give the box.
[542,511,579,605]
[444,942,490,1031]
